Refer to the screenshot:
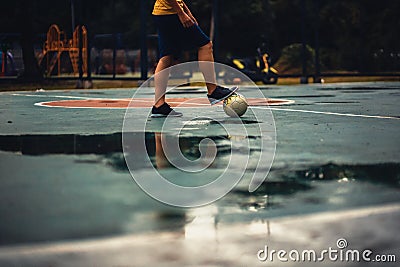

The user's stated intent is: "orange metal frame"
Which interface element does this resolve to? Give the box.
[40,24,87,76]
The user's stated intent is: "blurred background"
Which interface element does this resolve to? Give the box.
[0,0,399,81]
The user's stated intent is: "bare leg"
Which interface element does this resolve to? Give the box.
[154,55,173,107]
[198,42,217,94]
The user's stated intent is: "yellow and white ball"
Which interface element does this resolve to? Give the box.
[223,94,248,117]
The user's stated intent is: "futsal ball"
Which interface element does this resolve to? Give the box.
[223,94,248,117]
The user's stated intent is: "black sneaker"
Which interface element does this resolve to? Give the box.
[207,86,239,105]
[151,102,183,118]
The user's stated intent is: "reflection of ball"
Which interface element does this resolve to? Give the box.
[223,94,248,117]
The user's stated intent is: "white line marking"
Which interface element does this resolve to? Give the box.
[11,93,127,101]
[262,107,400,120]
[12,93,93,99]
[33,102,126,109]
[33,100,213,109]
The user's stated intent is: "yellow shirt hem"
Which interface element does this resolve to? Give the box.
[152,0,184,15]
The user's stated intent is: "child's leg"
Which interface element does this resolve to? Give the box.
[154,55,174,107]
[198,42,217,94]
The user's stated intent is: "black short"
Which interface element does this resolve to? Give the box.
[153,14,210,58]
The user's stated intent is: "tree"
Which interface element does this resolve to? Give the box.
[18,0,43,81]
[0,0,43,81]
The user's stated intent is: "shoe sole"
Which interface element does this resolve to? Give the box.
[209,86,239,105]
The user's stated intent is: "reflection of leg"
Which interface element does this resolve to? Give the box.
[154,55,173,107]
[155,132,169,169]
[198,42,217,94]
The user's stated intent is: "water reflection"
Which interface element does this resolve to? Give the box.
[1,134,399,187]
[0,134,123,155]
[146,132,231,170]
[295,163,400,187]
[231,181,313,212]
[0,133,260,170]
[228,163,400,214]
[0,133,399,245]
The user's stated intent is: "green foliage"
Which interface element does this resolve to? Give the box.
[274,43,315,74]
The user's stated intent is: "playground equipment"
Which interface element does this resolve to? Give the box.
[39,24,87,76]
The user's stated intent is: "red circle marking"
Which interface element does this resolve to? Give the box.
[37,98,293,108]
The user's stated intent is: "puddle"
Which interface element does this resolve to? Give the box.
[294,163,400,187]
[0,133,123,155]
[314,101,360,104]
[223,163,400,217]
[209,119,260,125]
[0,133,261,172]
[276,95,336,98]
[1,135,399,188]
[339,90,376,94]
[0,134,399,245]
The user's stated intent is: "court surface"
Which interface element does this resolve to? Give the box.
[0,81,399,266]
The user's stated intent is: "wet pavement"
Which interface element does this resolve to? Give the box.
[0,82,399,266]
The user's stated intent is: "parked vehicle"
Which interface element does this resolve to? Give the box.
[224,48,278,84]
